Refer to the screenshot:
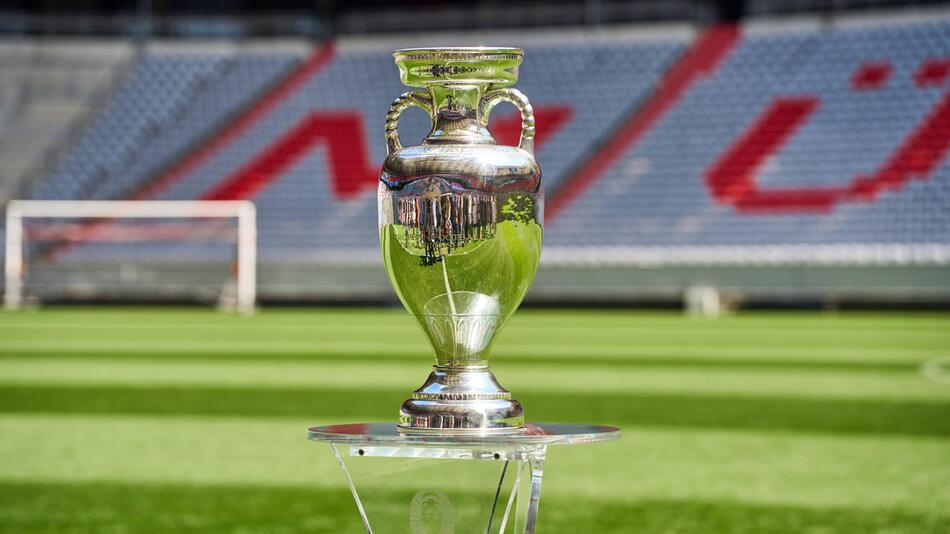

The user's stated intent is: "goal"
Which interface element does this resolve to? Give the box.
[4,200,256,313]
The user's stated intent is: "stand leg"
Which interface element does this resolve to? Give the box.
[331,444,374,533]
[515,446,547,534]
[495,461,522,533]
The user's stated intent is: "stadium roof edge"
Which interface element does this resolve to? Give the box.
[744,4,950,35]
[0,36,314,55]
[832,4,950,29]
[742,15,826,36]
[0,37,133,57]
[335,22,695,53]
[146,39,241,55]
[144,38,313,55]
[541,245,950,267]
[246,244,950,268]
[233,39,313,55]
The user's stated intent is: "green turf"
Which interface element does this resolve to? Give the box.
[0,307,948,533]
[2,482,945,534]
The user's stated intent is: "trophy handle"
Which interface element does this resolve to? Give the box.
[385,91,432,155]
[480,88,536,153]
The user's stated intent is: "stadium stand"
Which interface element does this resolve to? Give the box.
[2,10,949,303]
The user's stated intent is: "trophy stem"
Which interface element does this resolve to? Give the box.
[399,366,524,432]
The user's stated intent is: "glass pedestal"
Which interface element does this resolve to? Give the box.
[308,423,619,534]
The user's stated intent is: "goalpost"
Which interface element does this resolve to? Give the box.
[4,200,257,313]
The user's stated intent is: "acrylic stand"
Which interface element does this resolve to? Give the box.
[309,422,619,533]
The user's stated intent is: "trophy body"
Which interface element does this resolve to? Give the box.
[378,48,542,432]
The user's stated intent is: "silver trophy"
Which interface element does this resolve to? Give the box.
[378,47,542,432]
[309,48,617,534]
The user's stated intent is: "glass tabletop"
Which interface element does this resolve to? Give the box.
[308,422,620,447]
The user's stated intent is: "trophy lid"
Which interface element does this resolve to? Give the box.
[393,47,523,88]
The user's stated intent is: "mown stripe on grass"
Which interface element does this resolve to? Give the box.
[0,348,936,371]
[5,307,949,329]
[3,317,948,342]
[0,385,946,436]
[2,329,945,358]
[2,322,948,342]
[4,335,944,356]
[0,481,945,534]
[1,357,947,401]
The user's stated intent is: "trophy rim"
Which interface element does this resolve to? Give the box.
[393,47,524,61]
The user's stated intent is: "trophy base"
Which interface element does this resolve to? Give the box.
[398,367,524,431]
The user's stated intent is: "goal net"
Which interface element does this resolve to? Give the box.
[4,200,256,313]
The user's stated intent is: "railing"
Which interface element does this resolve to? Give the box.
[0,2,708,39]
[337,1,713,33]
[747,0,944,16]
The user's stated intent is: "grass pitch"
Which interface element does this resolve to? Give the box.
[0,308,948,533]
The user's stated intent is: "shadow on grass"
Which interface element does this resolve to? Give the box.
[0,348,918,371]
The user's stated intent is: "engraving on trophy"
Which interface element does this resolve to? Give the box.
[380,47,542,431]
[409,490,454,534]
[428,64,478,77]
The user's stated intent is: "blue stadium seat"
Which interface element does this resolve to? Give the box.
[549,18,950,249]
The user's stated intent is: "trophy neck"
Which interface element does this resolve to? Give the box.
[424,84,495,146]
[392,47,523,146]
